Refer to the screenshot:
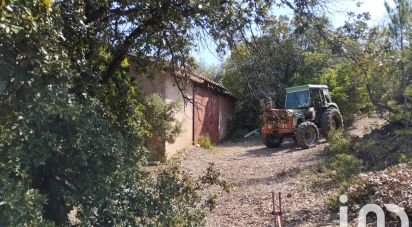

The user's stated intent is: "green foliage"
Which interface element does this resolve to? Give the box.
[198,136,214,149]
[330,154,363,183]
[141,94,182,161]
[326,153,363,212]
[196,62,223,83]
[385,0,411,47]
[142,94,182,144]
[0,173,51,226]
[222,17,310,130]
[314,64,371,123]
[222,15,373,131]
[325,194,341,212]
[326,130,362,191]
[0,83,145,224]
[352,123,412,170]
[399,151,412,168]
[137,163,230,226]
[334,10,410,124]
[72,163,231,226]
[327,130,351,154]
[1,0,262,225]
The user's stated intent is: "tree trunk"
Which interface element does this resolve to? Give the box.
[399,17,409,129]
[37,160,67,225]
[44,175,67,225]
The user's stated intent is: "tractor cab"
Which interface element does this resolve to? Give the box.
[285,85,338,123]
[285,84,336,110]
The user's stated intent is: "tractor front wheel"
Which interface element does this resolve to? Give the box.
[262,134,283,148]
[296,121,319,149]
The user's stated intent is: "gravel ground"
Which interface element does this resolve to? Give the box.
[180,116,385,227]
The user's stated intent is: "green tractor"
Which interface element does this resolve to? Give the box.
[260,84,344,149]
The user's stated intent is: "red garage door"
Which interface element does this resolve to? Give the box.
[193,86,220,144]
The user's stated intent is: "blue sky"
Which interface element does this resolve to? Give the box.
[191,0,391,66]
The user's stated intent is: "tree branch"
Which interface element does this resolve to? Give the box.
[101,26,144,83]
[365,83,398,114]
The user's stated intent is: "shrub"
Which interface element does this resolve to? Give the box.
[0,173,52,226]
[327,130,351,154]
[330,154,363,183]
[399,153,412,167]
[142,94,182,162]
[326,194,341,212]
[198,136,214,149]
[142,94,182,144]
[326,153,363,212]
[352,123,412,170]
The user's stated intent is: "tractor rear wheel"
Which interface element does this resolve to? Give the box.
[262,134,283,148]
[296,121,319,149]
[321,108,344,138]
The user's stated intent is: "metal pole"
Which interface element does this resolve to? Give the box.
[277,192,282,227]
[272,192,277,227]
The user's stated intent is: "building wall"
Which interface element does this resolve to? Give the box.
[218,95,235,140]
[131,66,166,95]
[132,68,194,159]
[129,61,235,160]
[163,73,194,159]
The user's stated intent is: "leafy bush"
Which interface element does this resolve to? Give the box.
[326,130,362,190]
[142,94,182,161]
[314,64,372,125]
[399,153,412,167]
[326,153,363,212]
[326,194,341,212]
[330,154,363,183]
[327,130,351,154]
[198,136,214,149]
[143,94,182,143]
[111,163,230,226]
[0,173,52,226]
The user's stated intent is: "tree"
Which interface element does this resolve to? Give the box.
[221,16,347,130]
[0,0,323,225]
[334,8,410,123]
[385,0,412,127]
[195,61,224,83]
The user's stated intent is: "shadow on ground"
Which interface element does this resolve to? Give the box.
[234,166,303,187]
[286,208,338,227]
[240,137,330,158]
[242,140,301,157]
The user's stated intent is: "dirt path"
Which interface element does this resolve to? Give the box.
[181,116,385,226]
